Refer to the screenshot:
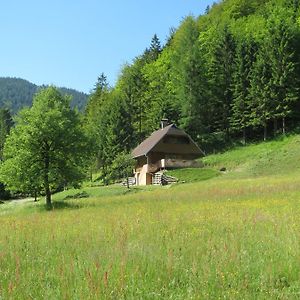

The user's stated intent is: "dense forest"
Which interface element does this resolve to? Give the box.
[84,0,300,178]
[0,77,88,113]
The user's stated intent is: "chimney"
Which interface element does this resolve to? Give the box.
[161,118,169,129]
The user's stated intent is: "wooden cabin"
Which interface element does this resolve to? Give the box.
[132,121,204,185]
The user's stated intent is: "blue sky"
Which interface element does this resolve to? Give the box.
[0,1,214,93]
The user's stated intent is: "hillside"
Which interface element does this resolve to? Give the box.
[1,135,300,298]
[204,134,300,178]
[83,0,300,176]
[0,77,88,113]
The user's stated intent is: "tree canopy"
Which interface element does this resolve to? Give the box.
[0,87,90,206]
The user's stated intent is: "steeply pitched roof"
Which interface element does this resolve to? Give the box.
[132,124,204,158]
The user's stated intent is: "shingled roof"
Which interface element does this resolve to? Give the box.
[132,124,204,158]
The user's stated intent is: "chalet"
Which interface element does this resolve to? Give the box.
[132,120,204,185]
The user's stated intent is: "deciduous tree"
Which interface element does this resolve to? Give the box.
[0,87,90,206]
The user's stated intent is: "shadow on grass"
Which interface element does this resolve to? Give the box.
[42,201,82,211]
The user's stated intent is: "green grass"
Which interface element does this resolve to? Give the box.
[53,185,137,201]
[167,168,220,183]
[2,134,300,298]
[203,134,300,178]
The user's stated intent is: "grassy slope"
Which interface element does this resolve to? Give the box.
[1,135,300,298]
[204,134,300,178]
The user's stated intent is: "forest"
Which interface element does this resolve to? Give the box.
[84,0,300,174]
[0,77,88,113]
[1,0,300,199]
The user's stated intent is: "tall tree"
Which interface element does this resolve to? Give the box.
[96,92,135,183]
[84,74,111,172]
[142,47,179,133]
[207,25,236,136]
[230,40,257,143]
[248,48,273,141]
[265,7,299,134]
[0,87,90,206]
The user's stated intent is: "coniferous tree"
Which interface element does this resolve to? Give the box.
[207,25,236,136]
[230,41,257,143]
[171,16,203,137]
[248,49,273,141]
[84,74,111,171]
[265,8,299,134]
[180,41,211,139]
[149,34,161,61]
[96,93,134,183]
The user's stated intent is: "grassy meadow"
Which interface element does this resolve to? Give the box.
[1,135,300,299]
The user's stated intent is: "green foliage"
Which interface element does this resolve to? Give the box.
[142,48,180,133]
[108,152,135,184]
[0,109,13,200]
[0,108,13,160]
[80,0,300,179]
[0,87,90,205]
[80,0,300,160]
[230,40,256,142]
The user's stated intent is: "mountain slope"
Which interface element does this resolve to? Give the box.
[0,77,88,113]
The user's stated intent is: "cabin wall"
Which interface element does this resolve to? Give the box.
[134,164,152,186]
[163,158,203,169]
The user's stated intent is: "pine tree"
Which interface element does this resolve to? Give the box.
[230,41,256,144]
[207,25,236,136]
[248,49,273,141]
[149,34,161,61]
[265,8,299,134]
[96,93,134,183]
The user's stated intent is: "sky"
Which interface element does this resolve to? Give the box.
[0,1,215,93]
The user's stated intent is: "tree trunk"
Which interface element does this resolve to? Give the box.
[282,117,286,135]
[34,190,37,202]
[273,119,278,137]
[126,177,130,189]
[263,123,267,141]
[242,128,246,145]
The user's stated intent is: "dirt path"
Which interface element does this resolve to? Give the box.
[9,198,35,205]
